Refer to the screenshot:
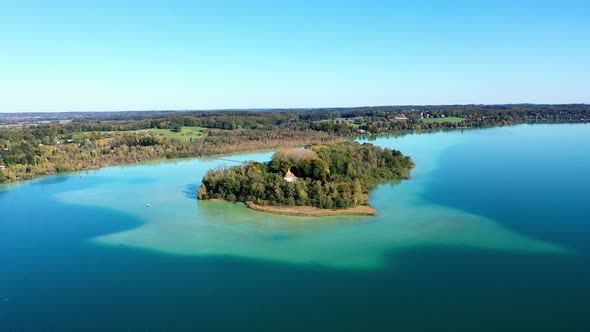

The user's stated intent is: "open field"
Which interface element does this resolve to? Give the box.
[420,117,465,124]
[97,126,207,141]
[315,118,364,127]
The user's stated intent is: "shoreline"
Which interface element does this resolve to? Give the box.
[0,142,339,185]
[2,122,584,185]
[4,122,584,186]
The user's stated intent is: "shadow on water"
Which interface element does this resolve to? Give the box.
[357,126,487,142]
[182,183,199,200]
[31,175,70,186]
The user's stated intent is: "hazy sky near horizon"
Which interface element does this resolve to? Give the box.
[1,0,589,112]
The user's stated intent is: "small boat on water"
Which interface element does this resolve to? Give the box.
[146,203,151,208]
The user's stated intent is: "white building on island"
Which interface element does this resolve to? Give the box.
[284,169,297,182]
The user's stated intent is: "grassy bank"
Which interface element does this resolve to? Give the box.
[245,201,377,217]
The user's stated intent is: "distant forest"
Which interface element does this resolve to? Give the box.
[1,104,589,182]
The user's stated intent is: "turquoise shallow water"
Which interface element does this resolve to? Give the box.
[1,124,589,331]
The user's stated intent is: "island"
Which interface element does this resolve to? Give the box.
[197,142,415,216]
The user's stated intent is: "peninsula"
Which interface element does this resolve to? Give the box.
[197,142,415,216]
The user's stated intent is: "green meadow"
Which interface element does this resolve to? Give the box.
[98,126,207,141]
[420,116,465,124]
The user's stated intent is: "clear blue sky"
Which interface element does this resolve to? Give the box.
[1,0,589,112]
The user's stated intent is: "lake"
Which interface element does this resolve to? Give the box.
[1,124,589,331]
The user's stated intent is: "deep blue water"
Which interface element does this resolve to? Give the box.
[1,124,589,331]
[426,125,590,253]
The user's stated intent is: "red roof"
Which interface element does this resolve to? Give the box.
[284,170,296,179]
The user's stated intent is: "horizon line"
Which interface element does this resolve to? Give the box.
[1,102,589,114]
